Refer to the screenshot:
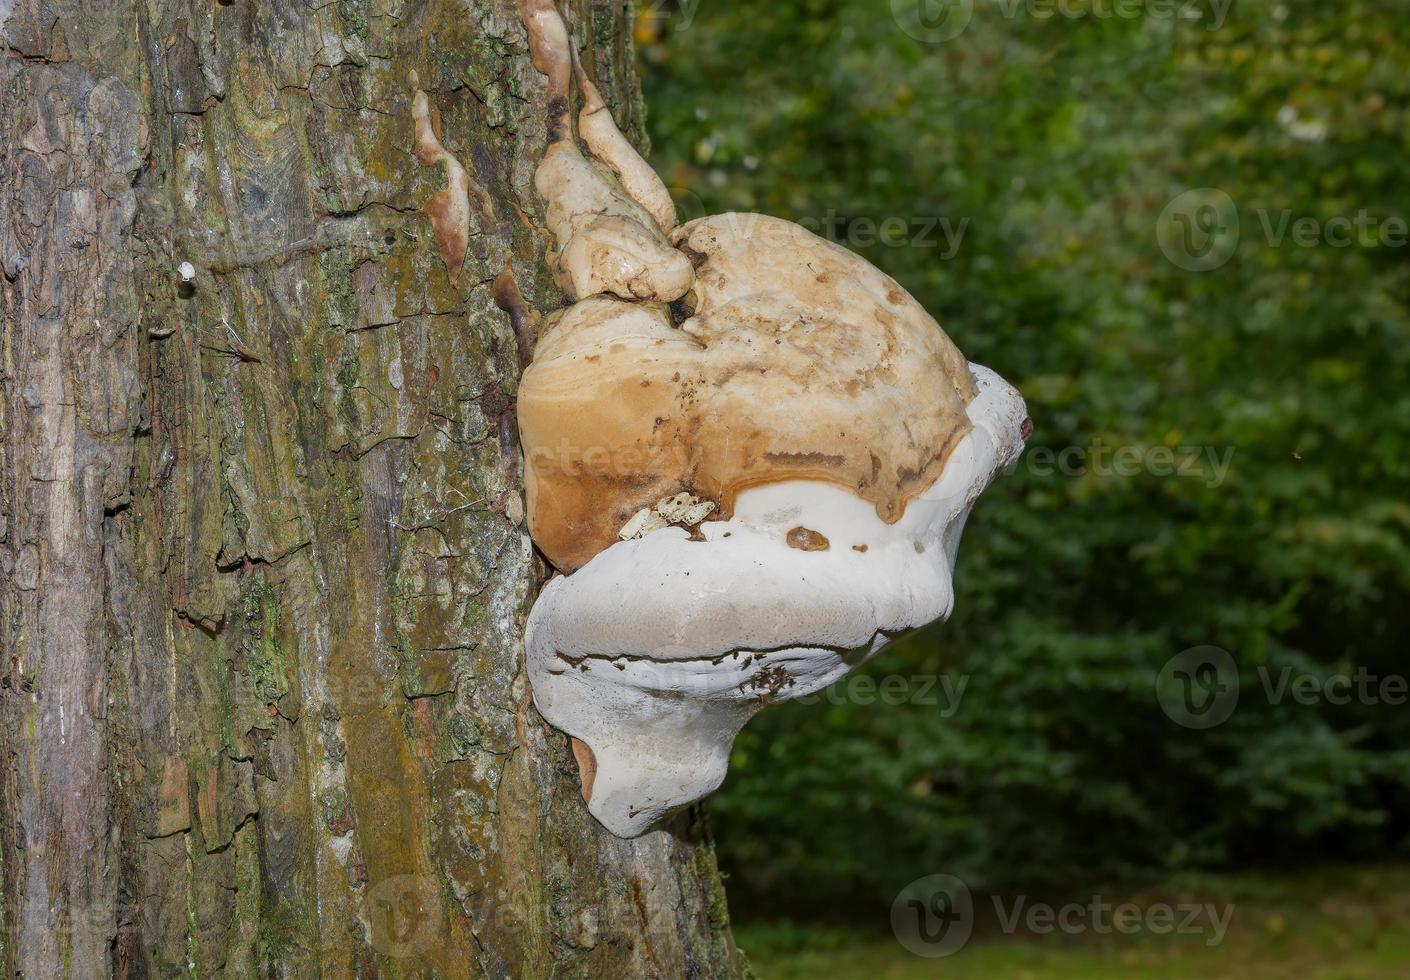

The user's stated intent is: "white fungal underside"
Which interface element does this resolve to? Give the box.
[527,365,1028,837]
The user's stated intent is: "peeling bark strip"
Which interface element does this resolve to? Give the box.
[0,1,743,976]
[1,55,145,977]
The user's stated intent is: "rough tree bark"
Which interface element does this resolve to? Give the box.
[0,0,744,975]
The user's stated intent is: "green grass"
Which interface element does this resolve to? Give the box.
[737,866,1410,979]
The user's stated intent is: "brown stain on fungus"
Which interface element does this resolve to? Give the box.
[786,526,831,552]
[764,450,845,468]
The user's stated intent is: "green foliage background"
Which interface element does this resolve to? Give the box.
[639,0,1410,916]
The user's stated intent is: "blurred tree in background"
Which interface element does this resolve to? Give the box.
[639,0,1410,917]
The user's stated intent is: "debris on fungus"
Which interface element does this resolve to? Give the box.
[618,492,717,541]
[655,492,716,527]
[617,507,667,541]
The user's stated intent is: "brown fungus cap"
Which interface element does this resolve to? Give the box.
[518,212,979,572]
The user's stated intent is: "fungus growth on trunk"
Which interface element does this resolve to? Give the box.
[492,0,1030,837]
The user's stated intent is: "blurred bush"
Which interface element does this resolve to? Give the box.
[639,0,1410,915]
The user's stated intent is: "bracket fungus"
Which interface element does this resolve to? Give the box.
[508,0,1030,837]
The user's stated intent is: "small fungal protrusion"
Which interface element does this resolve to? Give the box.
[409,71,472,282]
[570,44,677,233]
[505,493,525,526]
[852,543,868,553]
[518,0,572,139]
[517,0,692,305]
[786,526,831,552]
[493,259,538,366]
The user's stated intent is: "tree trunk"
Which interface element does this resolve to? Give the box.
[0,0,743,975]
